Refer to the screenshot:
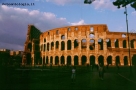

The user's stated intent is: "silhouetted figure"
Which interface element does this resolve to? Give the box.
[71,66,76,83]
[99,63,104,80]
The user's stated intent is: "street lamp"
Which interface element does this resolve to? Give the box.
[124,5,132,73]
[112,0,136,74]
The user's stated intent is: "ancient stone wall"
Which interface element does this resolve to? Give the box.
[39,24,136,66]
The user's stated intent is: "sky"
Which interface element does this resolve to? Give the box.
[0,0,136,51]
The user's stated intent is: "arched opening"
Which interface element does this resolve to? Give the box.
[61,35,65,40]
[47,43,49,51]
[132,55,136,66]
[123,40,127,48]
[44,44,46,51]
[43,56,45,65]
[107,56,112,65]
[51,42,54,50]
[55,56,59,65]
[74,39,78,48]
[61,56,65,64]
[74,56,78,65]
[67,56,71,65]
[67,40,71,50]
[90,55,95,65]
[68,27,71,31]
[81,39,87,49]
[98,55,104,66]
[46,56,48,64]
[131,40,134,48]
[98,39,103,50]
[106,39,111,48]
[90,39,95,50]
[50,56,53,64]
[90,26,94,32]
[56,30,59,35]
[44,38,46,42]
[124,56,128,65]
[26,53,31,65]
[56,41,59,49]
[115,39,119,48]
[81,55,87,65]
[89,33,94,38]
[116,56,120,65]
[28,43,32,52]
[61,41,65,50]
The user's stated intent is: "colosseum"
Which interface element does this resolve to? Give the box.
[22,24,136,66]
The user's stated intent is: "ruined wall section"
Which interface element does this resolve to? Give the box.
[22,25,42,65]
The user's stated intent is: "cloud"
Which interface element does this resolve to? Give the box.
[0,5,70,50]
[92,0,116,10]
[71,19,86,25]
[45,0,82,5]
[0,5,86,50]
[132,11,136,15]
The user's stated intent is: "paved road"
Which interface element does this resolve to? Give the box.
[1,68,136,90]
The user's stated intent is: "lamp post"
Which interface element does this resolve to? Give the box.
[124,6,132,74]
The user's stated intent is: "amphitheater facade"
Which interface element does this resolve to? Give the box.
[22,24,136,66]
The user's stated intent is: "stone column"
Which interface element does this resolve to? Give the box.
[79,55,81,65]
[120,55,123,66]
[111,39,115,48]
[95,55,98,65]
[65,40,67,51]
[65,56,67,65]
[71,56,74,65]
[119,40,123,48]
[53,56,55,65]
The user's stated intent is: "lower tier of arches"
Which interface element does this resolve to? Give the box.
[31,55,136,66]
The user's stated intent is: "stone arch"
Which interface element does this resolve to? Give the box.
[107,56,112,65]
[74,55,78,65]
[56,30,59,35]
[67,40,71,50]
[106,39,111,47]
[89,33,94,38]
[74,39,78,48]
[51,42,54,50]
[50,56,53,64]
[44,44,46,51]
[46,56,48,64]
[115,56,120,65]
[43,56,45,64]
[61,56,65,64]
[90,55,95,65]
[55,56,59,65]
[123,40,127,48]
[115,39,119,48]
[89,39,95,50]
[132,55,136,66]
[81,55,87,65]
[47,43,49,51]
[81,39,87,49]
[67,56,71,65]
[131,40,134,48]
[98,55,104,65]
[56,41,59,49]
[61,35,65,40]
[98,39,103,50]
[28,43,32,52]
[61,41,65,50]
[124,56,128,65]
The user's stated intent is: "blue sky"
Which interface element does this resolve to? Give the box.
[0,0,136,50]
